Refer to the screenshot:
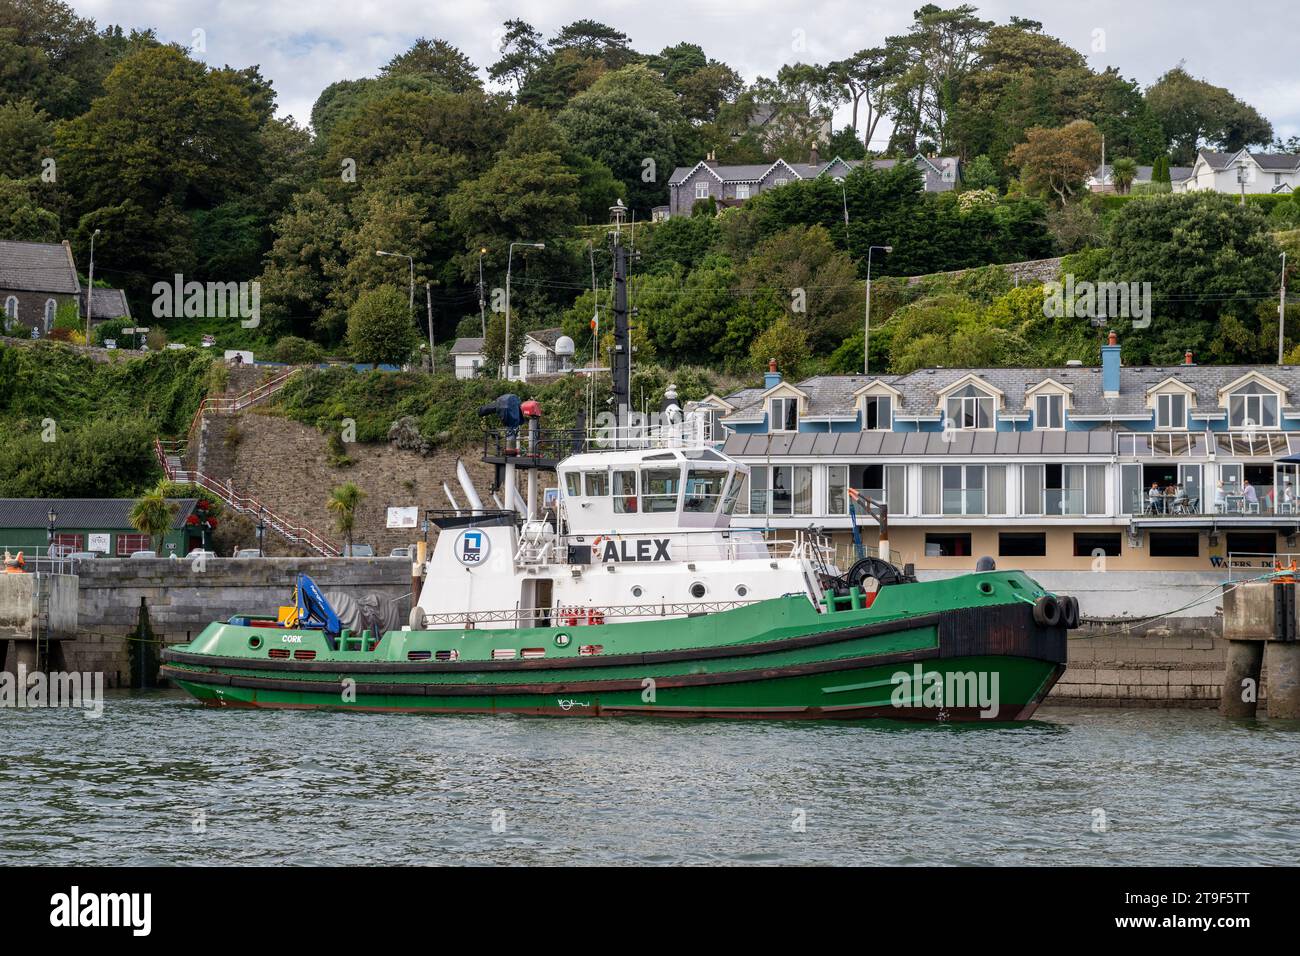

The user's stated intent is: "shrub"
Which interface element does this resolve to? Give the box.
[94,318,132,346]
[346,286,417,365]
[270,335,326,365]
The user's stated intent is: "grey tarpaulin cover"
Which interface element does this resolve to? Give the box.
[324,590,405,635]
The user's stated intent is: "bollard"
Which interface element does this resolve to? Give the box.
[1221,640,1265,717]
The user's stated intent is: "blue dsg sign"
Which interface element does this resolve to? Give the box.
[456,530,490,566]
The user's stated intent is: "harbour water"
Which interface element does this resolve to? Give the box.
[2,692,1297,866]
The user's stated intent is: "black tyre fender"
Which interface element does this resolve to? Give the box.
[1032,594,1061,627]
[1061,595,1081,629]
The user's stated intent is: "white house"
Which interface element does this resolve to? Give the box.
[1173,150,1300,195]
[449,328,576,382]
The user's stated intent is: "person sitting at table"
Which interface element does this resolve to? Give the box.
[1148,482,1164,513]
[1243,480,1259,512]
[1214,481,1227,513]
[1172,484,1189,513]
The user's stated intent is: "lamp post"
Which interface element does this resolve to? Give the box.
[477,248,488,338]
[376,248,415,326]
[1281,252,1290,365]
[505,241,544,380]
[86,228,101,341]
[865,245,892,375]
[256,507,266,558]
[47,507,57,552]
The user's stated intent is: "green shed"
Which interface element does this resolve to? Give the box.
[0,498,202,558]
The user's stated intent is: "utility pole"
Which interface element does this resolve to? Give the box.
[477,248,488,338]
[1100,134,1105,190]
[505,241,544,380]
[1281,252,1289,365]
[86,228,100,340]
[425,282,435,373]
[376,249,415,330]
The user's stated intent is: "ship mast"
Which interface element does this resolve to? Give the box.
[610,200,631,446]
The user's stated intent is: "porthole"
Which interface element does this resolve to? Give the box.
[690,582,707,599]
[736,585,749,597]
[555,632,571,647]
[247,635,263,650]
[631,585,644,598]
[977,581,994,595]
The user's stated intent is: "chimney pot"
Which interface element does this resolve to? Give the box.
[1107,330,1118,346]
[769,357,777,373]
[1185,350,1194,365]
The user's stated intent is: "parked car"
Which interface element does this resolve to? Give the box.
[341,543,375,557]
[185,548,218,560]
[128,550,158,559]
[389,546,412,558]
[233,548,263,558]
[67,551,98,561]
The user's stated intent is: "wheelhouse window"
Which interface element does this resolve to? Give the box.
[642,468,681,513]
[613,470,638,513]
[944,385,994,430]
[583,471,609,497]
[1228,382,1278,428]
[683,469,726,513]
[862,395,891,430]
[1034,393,1064,429]
[769,397,798,432]
[564,472,581,497]
[1155,392,1187,429]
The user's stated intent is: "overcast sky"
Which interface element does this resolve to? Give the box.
[77,0,1299,143]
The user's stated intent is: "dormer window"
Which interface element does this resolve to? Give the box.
[1034,393,1064,430]
[770,397,798,432]
[774,177,788,187]
[736,184,750,199]
[945,384,994,430]
[863,395,891,430]
[1228,381,1278,428]
[1155,393,1186,429]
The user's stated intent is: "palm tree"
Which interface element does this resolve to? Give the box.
[130,485,178,553]
[1111,156,1139,195]
[327,482,366,554]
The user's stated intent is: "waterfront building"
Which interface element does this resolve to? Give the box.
[0,498,204,557]
[708,334,1300,574]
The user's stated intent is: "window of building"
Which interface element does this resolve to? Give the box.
[925,533,971,557]
[774,177,788,187]
[1074,532,1122,557]
[736,184,750,199]
[922,464,1005,516]
[1224,531,1278,559]
[769,397,798,432]
[1155,392,1187,429]
[1034,393,1064,429]
[116,533,153,556]
[749,465,812,515]
[49,533,84,557]
[526,353,537,376]
[944,384,995,429]
[863,395,892,430]
[695,182,710,200]
[4,296,16,322]
[1022,463,1105,515]
[829,464,906,515]
[1228,382,1278,428]
[44,298,56,332]
[1149,531,1200,557]
[999,532,1046,557]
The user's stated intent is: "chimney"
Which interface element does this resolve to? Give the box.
[1184,350,1194,366]
[705,150,718,167]
[809,143,820,166]
[1102,330,1121,397]
[764,358,782,389]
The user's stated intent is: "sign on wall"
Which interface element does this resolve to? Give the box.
[387,506,419,529]
[88,533,110,554]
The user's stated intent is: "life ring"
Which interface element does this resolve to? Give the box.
[1032,595,1061,628]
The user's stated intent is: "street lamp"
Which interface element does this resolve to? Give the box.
[477,248,489,338]
[256,507,266,558]
[376,249,415,327]
[47,508,57,548]
[505,241,545,379]
[86,228,101,341]
[1281,251,1289,365]
[865,245,892,375]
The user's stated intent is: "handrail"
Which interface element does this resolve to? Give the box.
[417,599,761,628]
[181,366,302,449]
[153,439,340,557]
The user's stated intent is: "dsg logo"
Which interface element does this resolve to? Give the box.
[456,530,490,566]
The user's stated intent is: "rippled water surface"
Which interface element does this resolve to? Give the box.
[2,692,1297,865]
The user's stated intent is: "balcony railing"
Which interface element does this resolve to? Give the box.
[1131,485,1298,516]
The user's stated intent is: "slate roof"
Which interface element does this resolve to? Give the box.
[721,363,1300,425]
[1092,164,1193,184]
[1199,150,1300,171]
[0,240,80,294]
[0,498,198,532]
[668,158,863,186]
[526,327,565,349]
[450,337,484,355]
[82,287,130,320]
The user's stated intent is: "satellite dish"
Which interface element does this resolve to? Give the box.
[555,335,575,357]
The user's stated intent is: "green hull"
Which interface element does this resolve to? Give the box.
[160,571,1068,722]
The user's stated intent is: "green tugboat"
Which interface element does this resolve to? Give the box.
[162,216,1075,720]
